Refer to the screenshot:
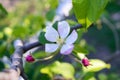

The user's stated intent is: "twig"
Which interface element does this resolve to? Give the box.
[10,46,28,80]
[71,24,82,31]
[22,41,42,53]
[68,55,81,63]
[105,51,120,63]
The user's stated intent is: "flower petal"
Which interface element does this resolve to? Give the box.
[60,44,74,55]
[45,26,59,42]
[65,30,78,44]
[45,43,59,53]
[58,21,70,39]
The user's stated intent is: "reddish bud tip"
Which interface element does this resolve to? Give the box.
[25,54,35,63]
[82,58,90,67]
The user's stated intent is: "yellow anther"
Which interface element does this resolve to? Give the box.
[56,38,64,45]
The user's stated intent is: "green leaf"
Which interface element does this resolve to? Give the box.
[12,26,29,38]
[88,77,96,80]
[73,44,89,54]
[75,29,85,43]
[40,66,53,78]
[83,72,95,80]
[0,61,5,71]
[66,20,78,26]
[46,9,55,21]
[0,4,8,19]
[40,61,75,80]
[83,59,111,72]
[48,0,58,9]
[72,0,108,28]
[52,21,58,30]
[77,53,86,59]
[98,73,107,80]
[0,32,4,39]
[0,42,6,58]
[33,51,48,58]
[38,31,50,44]
[3,27,13,37]
[51,61,75,79]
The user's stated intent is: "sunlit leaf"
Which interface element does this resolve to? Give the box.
[3,27,12,37]
[40,61,75,79]
[40,67,53,78]
[12,26,29,38]
[83,59,111,72]
[47,0,58,9]
[72,0,108,28]
[88,77,96,80]
[77,53,86,59]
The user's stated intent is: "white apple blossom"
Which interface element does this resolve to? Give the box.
[45,21,78,55]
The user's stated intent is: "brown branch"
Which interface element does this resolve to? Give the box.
[105,50,120,63]
[0,46,26,80]
[22,41,42,53]
[71,24,82,31]
[0,69,20,80]
[10,46,28,80]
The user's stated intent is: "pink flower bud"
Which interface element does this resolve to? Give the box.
[25,54,35,63]
[82,58,90,67]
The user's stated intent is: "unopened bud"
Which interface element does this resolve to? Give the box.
[25,54,35,63]
[82,58,90,67]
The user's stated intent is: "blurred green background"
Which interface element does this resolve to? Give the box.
[0,0,120,80]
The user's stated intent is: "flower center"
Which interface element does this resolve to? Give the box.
[56,38,64,45]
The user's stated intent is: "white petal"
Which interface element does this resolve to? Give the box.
[56,0,72,16]
[45,44,59,53]
[60,44,74,55]
[65,30,78,44]
[45,26,59,42]
[58,21,70,39]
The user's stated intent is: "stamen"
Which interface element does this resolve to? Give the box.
[56,38,64,45]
